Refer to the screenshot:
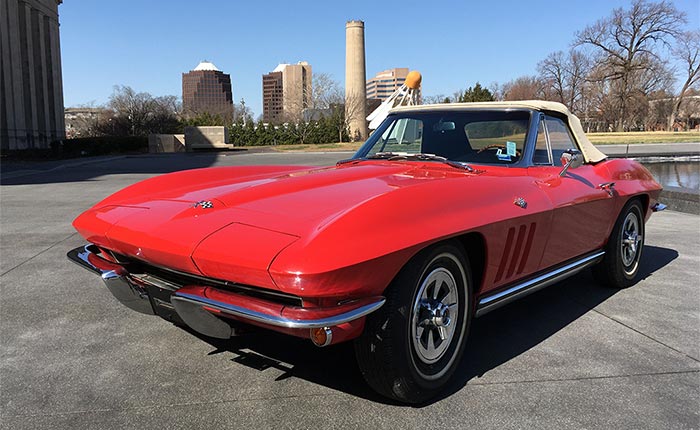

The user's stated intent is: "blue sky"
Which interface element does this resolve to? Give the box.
[60,0,699,118]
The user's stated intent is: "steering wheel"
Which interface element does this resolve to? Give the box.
[476,144,521,157]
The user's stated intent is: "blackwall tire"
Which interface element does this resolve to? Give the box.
[354,241,473,403]
[593,200,645,289]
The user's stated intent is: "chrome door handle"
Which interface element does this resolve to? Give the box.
[598,182,616,196]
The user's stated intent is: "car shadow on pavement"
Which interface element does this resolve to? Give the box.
[180,244,678,407]
[0,152,222,185]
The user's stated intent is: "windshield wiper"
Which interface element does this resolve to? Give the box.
[365,152,409,159]
[342,152,474,172]
[389,153,475,172]
[336,158,360,165]
[337,152,405,165]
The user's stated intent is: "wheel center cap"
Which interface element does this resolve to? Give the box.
[625,232,638,252]
[428,302,450,327]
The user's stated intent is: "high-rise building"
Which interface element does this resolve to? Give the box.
[1,0,65,150]
[182,61,233,120]
[345,20,367,140]
[366,68,410,101]
[262,71,284,123]
[262,62,312,123]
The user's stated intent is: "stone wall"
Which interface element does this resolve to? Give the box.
[184,126,231,150]
[148,134,185,153]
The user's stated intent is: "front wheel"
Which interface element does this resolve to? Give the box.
[593,200,645,288]
[354,241,473,403]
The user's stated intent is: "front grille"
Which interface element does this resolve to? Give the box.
[106,250,303,307]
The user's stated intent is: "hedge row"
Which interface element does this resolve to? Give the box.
[229,118,349,146]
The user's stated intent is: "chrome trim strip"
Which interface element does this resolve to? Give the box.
[172,292,386,329]
[475,250,605,317]
[652,202,667,212]
[129,273,181,291]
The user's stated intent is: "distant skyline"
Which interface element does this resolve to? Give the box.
[60,0,700,118]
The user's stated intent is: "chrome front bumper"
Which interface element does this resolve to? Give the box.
[67,244,385,341]
[67,245,155,315]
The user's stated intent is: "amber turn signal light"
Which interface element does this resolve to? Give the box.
[310,327,333,347]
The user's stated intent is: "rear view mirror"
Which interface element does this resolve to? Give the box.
[433,120,455,132]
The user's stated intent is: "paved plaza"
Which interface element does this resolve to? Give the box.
[1,152,698,429]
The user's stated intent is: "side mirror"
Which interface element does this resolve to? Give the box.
[559,149,583,177]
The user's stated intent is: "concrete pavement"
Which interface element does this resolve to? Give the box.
[1,152,698,429]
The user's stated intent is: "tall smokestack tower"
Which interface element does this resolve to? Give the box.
[345,20,368,141]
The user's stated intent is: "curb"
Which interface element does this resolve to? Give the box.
[660,186,700,215]
[598,142,700,158]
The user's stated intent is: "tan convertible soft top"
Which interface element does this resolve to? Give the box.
[391,100,608,163]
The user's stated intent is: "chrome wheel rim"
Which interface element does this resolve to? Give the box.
[411,267,459,364]
[620,211,642,273]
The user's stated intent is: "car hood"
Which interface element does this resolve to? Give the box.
[73,162,476,283]
[96,162,474,234]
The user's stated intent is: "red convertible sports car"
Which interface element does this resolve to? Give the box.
[68,101,664,403]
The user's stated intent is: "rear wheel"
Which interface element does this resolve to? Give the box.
[354,241,472,403]
[593,200,645,288]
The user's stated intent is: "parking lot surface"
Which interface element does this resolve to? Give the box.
[1,152,698,429]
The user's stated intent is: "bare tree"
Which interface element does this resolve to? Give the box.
[538,49,591,114]
[234,99,254,124]
[489,82,503,101]
[332,92,367,142]
[273,73,336,129]
[107,85,153,135]
[575,0,686,130]
[583,55,674,131]
[539,51,566,102]
[669,30,700,129]
[344,88,368,141]
[422,95,450,104]
[97,85,180,136]
[311,73,343,110]
[150,94,182,133]
[501,76,546,101]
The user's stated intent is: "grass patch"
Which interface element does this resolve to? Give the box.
[587,131,700,145]
[273,142,363,152]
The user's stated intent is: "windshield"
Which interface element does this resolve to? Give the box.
[355,110,532,165]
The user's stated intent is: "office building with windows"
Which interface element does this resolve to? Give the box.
[262,62,311,123]
[366,68,410,101]
[182,61,234,120]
